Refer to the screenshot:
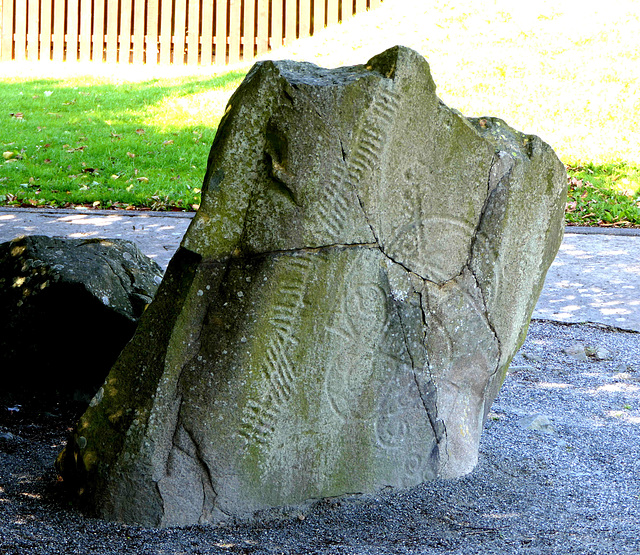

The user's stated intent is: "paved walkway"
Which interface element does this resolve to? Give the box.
[533,228,640,332]
[1,207,639,332]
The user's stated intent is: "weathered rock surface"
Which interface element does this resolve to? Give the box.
[57,46,567,527]
[0,235,162,398]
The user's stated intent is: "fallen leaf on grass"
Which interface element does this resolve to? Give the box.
[127,152,136,158]
[135,128,145,135]
[137,177,149,183]
[2,151,14,160]
[10,112,24,119]
[162,140,174,146]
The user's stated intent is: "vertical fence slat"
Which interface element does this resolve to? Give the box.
[270,0,282,51]
[284,0,295,44]
[186,0,199,65]
[40,0,52,60]
[79,0,92,60]
[356,0,365,15]
[242,0,255,60]
[256,0,268,56]
[228,0,240,63]
[52,0,65,61]
[119,0,132,62]
[326,0,337,26]
[342,0,352,20]
[106,0,118,61]
[159,0,172,63]
[299,0,309,38]
[132,0,145,63]
[313,0,325,34]
[1,0,14,60]
[92,0,105,61]
[14,0,26,60]
[173,0,186,63]
[66,0,78,60]
[213,0,226,64]
[200,0,213,65]
[145,0,158,63]
[27,0,39,60]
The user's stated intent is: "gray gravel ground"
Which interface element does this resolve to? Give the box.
[1,319,639,554]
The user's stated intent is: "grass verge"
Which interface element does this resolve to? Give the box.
[566,163,640,228]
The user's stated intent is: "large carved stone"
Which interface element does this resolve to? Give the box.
[57,46,567,527]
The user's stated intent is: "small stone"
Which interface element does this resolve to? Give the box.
[593,347,611,361]
[518,414,555,434]
[522,353,543,363]
[615,363,636,374]
[563,344,587,361]
[0,431,21,442]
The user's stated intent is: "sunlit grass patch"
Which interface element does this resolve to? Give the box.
[0,71,247,210]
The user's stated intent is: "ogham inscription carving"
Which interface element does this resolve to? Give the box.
[348,85,401,185]
[238,254,313,446]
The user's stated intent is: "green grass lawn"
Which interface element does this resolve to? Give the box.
[1,0,639,226]
[0,71,246,210]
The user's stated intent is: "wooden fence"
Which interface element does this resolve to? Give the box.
[0,0,382,65]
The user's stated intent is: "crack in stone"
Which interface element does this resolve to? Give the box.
[413,278,452,466]
[349,180,381,247]
[411,369,441,448]
[392,286,442,448]
[233,242,379,260]
[182,423,218,514]
[154,480,166,521]
[339,139,348,163]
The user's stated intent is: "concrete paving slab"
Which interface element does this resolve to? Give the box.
[0,207,193,270]
[533,230,640,332]
[1,207,639,332]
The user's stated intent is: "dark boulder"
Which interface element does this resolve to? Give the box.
[0,235,162,400]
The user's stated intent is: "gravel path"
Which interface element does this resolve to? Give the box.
[1,319,639,554]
